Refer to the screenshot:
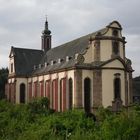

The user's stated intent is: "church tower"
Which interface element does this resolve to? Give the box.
[41,17,51,52]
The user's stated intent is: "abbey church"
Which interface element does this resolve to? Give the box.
[5,19,133,112]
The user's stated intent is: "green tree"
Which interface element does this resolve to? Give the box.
[133,76,140,96]
[0,68,9,99]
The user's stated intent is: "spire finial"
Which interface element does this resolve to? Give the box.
[45,14,47,21]
[45,15,48,30]
[42,15,51,35]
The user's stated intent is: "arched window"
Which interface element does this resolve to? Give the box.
[20,83,25,103]
[52,79,58,111]
[40,81,44,97]
[84,78,91,113]
[47,38,50,49]
[60,79,62,111]
[45,80,50,99]
[112,29,118,37]
[113,42,119,55]
[69,78,73,110]
[28,82,32,101]
[114,78,121,99]
[60,78,66,112]
[11,63,13,73]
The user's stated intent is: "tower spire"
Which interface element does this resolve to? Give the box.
[45,15,48,30]
[41,16,51,52]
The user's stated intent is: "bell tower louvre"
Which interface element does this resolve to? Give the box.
[41,17,51,52]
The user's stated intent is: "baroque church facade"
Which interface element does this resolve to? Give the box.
[6,19,133,112]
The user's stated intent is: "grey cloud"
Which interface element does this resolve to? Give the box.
[0,0,140,76]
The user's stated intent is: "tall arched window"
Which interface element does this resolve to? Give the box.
[20,83,25,103]
[113,42,119,55]
[40,81,44,97]
[69,78,73,110]
[45,80,50,99]
[52,79,58,111]
[60,78,66,112]
[84,78,91,113]
[114,78,121,99]
[28,82,32,101]
[47,38,50,49]
[60,79,62,111]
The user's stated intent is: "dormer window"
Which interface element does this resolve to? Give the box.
[34,65,38,70]
[112,30,118,37]
[58,58,64,63]
[51,60,56,65]
[53,61,56,64]
[66,56,72,61]
[39,64,42,69]
[45,62,47,67]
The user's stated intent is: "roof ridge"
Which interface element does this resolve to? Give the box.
[49,27,105,52]
[12,46,43,52]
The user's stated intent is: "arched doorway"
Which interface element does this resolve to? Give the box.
[114,78,121,99]
[84,78,91,113]
[69,78,73,110]
[20,83,25,103]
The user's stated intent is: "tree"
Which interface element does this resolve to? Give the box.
[0,68,9,99]
[133,76,140,103]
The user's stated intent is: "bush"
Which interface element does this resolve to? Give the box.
[0,99,140,140]
[27,97,51,115]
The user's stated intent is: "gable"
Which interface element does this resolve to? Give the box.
[9,46,15,58]
[10,47,44,76]
[102,59,125,69]
[107,21,122,29]
[9,51,14,58]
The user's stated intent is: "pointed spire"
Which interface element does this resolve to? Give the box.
[45,15,48,30]
[41,16,52,52]
[42,16,51,35]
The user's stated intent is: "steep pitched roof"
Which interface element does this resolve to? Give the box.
[11,47,44,76]
[33,28,107,75]
[12,21,127,76]
[42,28,106,63]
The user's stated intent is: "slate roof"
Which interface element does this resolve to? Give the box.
[10,27,108,76]
[42,27,107,64]
[9,20,133,77]
[33,28,107,75]
[11,47,44,76]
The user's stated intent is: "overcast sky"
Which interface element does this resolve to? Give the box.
[0,0,140,77]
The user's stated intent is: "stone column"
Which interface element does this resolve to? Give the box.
[125,71,128,106]
[129,72,133,104]
[93,70,102,107]
[11,82,16,103]
[13,81,16,103]
[5,83,9,100]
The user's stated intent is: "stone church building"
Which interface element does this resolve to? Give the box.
[6,19,133,112]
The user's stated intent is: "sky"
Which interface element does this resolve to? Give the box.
[0,0,140,77]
